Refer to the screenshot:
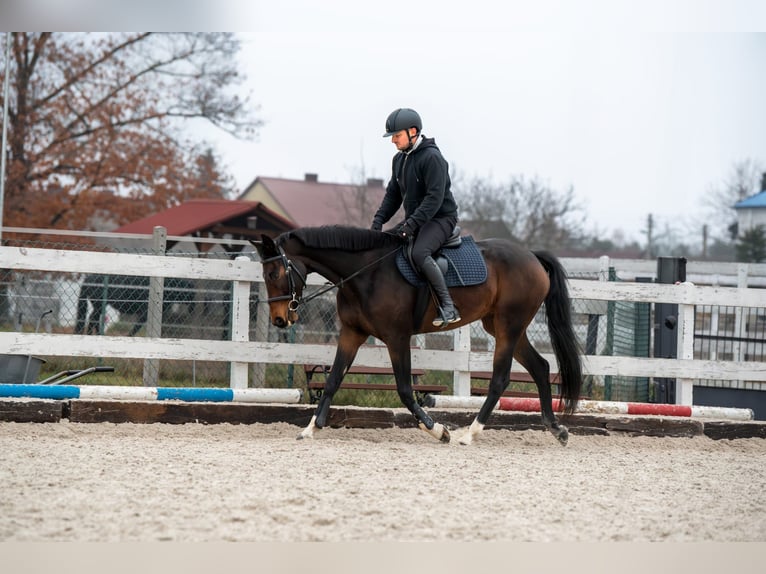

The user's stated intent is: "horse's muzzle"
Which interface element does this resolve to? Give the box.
[272,310,298,328]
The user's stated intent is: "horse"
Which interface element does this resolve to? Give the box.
[74,274,195,336]
[254,225,582,445]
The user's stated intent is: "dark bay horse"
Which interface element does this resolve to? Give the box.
[255,226,582,445]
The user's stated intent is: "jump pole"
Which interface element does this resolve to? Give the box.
[0,384,302,404]
[429,395,754,422]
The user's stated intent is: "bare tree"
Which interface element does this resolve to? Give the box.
[340,162,387,227]
[454,174,587,250]
[703,158,764,242]
[1,32,261,230]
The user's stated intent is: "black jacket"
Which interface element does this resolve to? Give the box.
[373,137,458,230]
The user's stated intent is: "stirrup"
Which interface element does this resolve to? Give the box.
[432,307,461,328]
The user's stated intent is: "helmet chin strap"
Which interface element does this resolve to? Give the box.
[403,130,419,152]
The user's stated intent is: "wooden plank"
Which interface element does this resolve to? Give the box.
[306,365,427,377]
[568,278,766,307]
[307,381,447,393]
[470,371,562,384]
[471,388,541,398]
[68,400,314,426]
[0,245,263,282]
[0,399,63,423]
[703,421,766,440]
[327,407,397,430]
[604,416,703,437]
[6,332,766,384]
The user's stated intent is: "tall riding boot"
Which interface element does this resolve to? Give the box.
[420,256,461,327]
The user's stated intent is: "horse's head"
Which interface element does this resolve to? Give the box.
[254,234,304,328]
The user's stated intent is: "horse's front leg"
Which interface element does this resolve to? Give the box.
[389,340,450,443]
[298,327,366,440]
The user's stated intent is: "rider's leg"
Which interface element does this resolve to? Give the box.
[411,218,461,328]
[420,256,460,326]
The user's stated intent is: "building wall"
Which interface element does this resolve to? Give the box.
[239,182,288,220]
[737,208,766,233]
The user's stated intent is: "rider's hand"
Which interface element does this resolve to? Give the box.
[370,220,383,232]
[396,220,416,240]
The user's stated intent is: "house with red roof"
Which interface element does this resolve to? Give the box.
[111,199,294,253]
[237,173,403,228]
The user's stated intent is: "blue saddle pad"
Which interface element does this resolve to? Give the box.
[396,235,487,287]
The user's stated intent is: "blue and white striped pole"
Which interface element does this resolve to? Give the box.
[0,384,302,404]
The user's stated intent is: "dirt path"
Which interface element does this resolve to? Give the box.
[1,420,764,542]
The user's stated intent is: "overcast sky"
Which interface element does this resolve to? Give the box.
[5,0,766,244]
[189,1,764,245]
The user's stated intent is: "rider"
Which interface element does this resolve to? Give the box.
[371,108,461,327]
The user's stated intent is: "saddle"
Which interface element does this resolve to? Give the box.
[396,227,488,288]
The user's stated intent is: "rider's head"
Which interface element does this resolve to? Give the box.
[383,108,422,152]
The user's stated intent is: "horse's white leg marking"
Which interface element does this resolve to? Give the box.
[458,419,485,446]
[298,415,318,440]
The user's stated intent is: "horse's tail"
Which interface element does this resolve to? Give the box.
[534,250,583,414]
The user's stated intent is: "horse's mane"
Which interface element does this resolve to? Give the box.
[280,225,400,252]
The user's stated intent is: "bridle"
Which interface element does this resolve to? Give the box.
[260,242,401,311]
[260,245,307,313]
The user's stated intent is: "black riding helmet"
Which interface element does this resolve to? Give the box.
[383,108,422,137]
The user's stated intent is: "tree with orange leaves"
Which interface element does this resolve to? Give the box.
[0,32,261,231]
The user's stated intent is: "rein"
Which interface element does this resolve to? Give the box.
[263,243,401,310]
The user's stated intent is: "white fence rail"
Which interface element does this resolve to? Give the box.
[2,245,766,407]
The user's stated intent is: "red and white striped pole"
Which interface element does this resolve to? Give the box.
[429,395,754,421]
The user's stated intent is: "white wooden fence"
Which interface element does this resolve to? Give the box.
[2,244,766,407]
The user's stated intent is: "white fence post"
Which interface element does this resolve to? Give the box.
[675,289,696,406]
[250,280,269,388]
[453,325,471,396]
[732,264,749,388]
[229,256,251,389]
[142,226,166,387]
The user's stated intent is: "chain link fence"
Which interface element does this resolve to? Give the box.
[3,229,765,406]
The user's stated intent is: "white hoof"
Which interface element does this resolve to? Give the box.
[418,422,450,442]
[458,419,484,446]
[297,415,318,440]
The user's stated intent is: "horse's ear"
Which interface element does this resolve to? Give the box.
[253,234,278,259]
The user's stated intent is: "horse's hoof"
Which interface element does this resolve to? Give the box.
[297,430,314,440]
[556,426,569,446]
[418,422,450,442]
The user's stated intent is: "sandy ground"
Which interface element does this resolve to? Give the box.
[1,420,764,542]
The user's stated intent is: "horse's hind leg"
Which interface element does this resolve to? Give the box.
[459,333,516,446]
[515,333,569,446]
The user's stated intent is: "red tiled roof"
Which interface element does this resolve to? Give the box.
[113,199,294,236]
[244,176,396,227]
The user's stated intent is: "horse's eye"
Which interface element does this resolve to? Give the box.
[268,269,280,281]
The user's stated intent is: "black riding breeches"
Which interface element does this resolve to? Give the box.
[409,216,458,273]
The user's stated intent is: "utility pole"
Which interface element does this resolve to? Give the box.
[645,214,654,259]
[702,224,708,259]
[0,32,12,242]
